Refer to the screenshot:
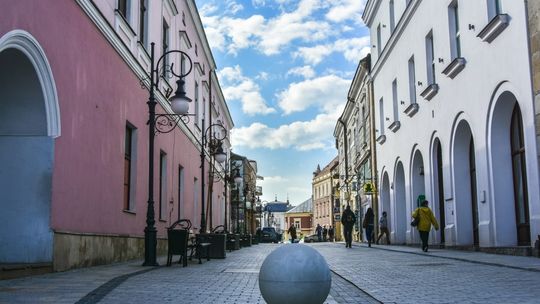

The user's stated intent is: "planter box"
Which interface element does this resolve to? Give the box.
[197,233,226,259]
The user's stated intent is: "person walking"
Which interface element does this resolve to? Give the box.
[322,225,328,242]
[362,208,375,247]
[328,226,335,242]
[412,200,439,252]
[288,223,297,243]
[376,211,391,245]
[315,224,323,242]
[341,205,356,248]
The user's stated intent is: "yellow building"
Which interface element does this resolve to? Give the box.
[312,157,341,241]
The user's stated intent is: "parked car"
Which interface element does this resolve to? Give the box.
[303,234,320,243]
[260,227,281,243]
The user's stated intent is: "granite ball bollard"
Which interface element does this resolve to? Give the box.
[258,244,331,304]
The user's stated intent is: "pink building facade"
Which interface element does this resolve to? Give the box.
[0,0,233,271]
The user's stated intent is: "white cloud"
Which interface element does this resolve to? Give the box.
[200,0,332,56]
[287,65,316,79]
[218,66,276,116]
[230,108,342,151]
[256,71,269,81]
[325,0,366,23]
[294,36,371,65]
[277,75,351,114]
[226,1,244,14]
[293,45,333,65]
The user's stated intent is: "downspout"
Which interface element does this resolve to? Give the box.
[337,118,349,207]
[368,73,379,239]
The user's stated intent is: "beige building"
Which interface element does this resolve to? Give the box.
[312,156,340,241]
[528,1,540,176]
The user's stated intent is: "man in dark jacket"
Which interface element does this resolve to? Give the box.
[341,205,356,248]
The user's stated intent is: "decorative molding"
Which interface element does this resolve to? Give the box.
[477,14,510,43]
[164,0,179,16]
[420,83,439,101]
[74,0,201,151]
[442,57,466,79]
[388,121,401,132]
[0,30,61,138]
[376,135,386,144]
[369,0,422,79]
[404,103,419,117]
[179,31,192,49]
[194,62,205,76]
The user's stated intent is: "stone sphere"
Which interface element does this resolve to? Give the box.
[259,244,331,304]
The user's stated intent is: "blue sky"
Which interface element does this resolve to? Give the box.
[196,0,370,205]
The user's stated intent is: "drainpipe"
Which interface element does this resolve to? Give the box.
[368,73,379,240]
[337,118,349,207]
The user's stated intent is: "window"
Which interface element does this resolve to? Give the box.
[425,31,436,85]
[124,124,136,211]
[406,0,412,6]
[362,106,367,144]
[139,0,148,47]
[488,0,503,19]
[408,56,416,104]
[510,105,530,245]
[378,98,385,135]
[376,24,382,56]
[195,81,200,127]
[294,220,301,229]
[178,165,184,220]
[389,0,396,32]
[159,151,167,220]
[449,1,461,60]
[162,19,170,77]
[392,79,399,122]
[118,0,130,20]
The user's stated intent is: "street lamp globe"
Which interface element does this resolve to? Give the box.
[170,78,191,115]
[214,144,227,164]
[233,170,243,184]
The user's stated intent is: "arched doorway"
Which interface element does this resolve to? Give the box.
[393,162,406,244]
[0,31,59,264]
[381,172,391,240]
[411,150,426,209]
[490,91,531,246]
[432,139,445,244]
[452,120,478,246]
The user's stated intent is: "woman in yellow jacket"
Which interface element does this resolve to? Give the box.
[412,200,439,252]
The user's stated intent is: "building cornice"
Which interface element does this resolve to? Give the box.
[187,0,216,69]
[370,0,422,80]
[75,0,202,153]
[362,0,381,27]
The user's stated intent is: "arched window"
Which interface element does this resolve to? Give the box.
[510,105,530,245]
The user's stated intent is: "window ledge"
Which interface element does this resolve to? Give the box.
[404,103,419,117]
[442,57,466,79]
[123,209,136,215]
[376,135,386,144]
[477,14,510,43]
[420,83,439,101]
[388,121,401,133]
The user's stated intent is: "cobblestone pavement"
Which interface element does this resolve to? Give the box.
[1,242,539,303]
[315,242,540,304]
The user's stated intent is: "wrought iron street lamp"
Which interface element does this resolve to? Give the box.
[143,42,192,266]
[142,42,226,266]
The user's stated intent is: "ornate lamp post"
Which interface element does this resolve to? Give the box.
[143,42,193,266]
[142,43,226,266]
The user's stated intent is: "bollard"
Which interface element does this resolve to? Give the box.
[259,244,331,304]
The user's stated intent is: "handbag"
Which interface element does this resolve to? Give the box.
[410,212,420,227]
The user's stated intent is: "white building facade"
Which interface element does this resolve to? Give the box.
[363,0,540,249]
